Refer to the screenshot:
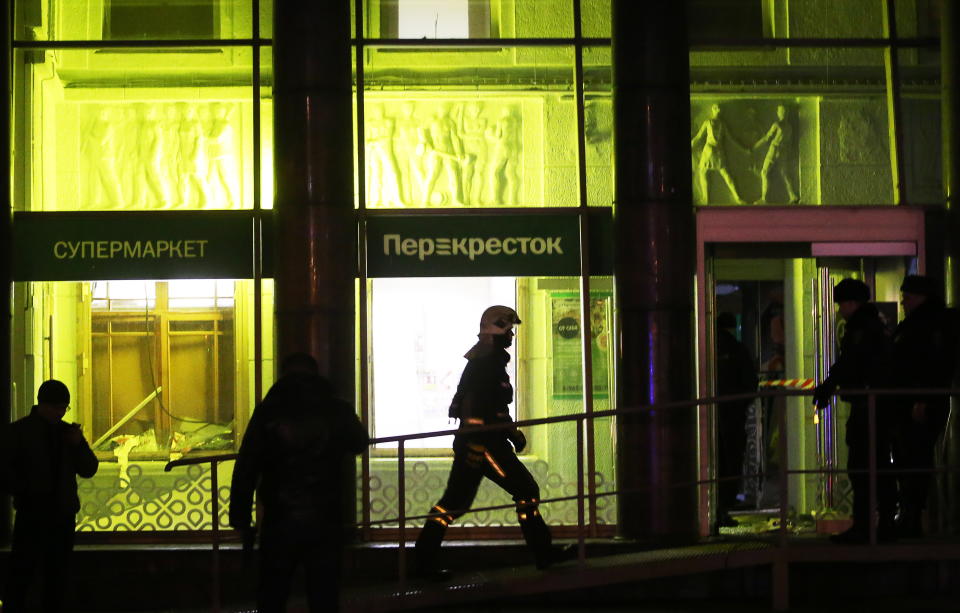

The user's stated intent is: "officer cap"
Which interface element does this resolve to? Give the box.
[900,275,938,297]
[833,278,870,303]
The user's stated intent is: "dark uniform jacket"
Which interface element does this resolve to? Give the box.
[819,302,891,422]
[892,300,959,429]
[0,407,99,515]
[716,328,758,398]
[449,346,515,441]
[230,373,369,528]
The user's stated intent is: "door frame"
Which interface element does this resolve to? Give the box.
[694,205,926,535]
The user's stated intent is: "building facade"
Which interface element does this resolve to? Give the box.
[1,0,953,544]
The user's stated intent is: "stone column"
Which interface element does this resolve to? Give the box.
[273,2,355,397]
[0,0,11,544]
[612,0,698,542]
[273,2,357,530]
[938,0,960,534]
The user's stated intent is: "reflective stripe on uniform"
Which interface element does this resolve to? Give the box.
[483,450,507,478]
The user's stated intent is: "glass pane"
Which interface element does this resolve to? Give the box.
[362,46,578,208]
[894,0,940,39]
[369,277,517,449]
[11,279,259,531]
[898,48,942,205]
[259,0,273,39]
[365,0,573,39]
[260,46,274,209]
[368,275,601,529]
[687,0,882,41]
[15,0,254,41]
[691,50,894,206]
[581,0,611,38]
[586,276,616,525]
[583,46,612,207]
[13,48,255,212]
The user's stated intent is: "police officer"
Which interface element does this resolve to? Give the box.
[891,275,958,537]
[415,306,571,579]
[0,379,99,613]
[714,312,758,531]
[813,279,896,543]
[229,353,369,612]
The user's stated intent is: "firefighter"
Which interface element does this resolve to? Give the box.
[414,306,572,580]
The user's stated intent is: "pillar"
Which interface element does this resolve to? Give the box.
[938,0,960,534]
[612,0,698,542]
[1,0,12,544]
[273,2,355,396]
[272,1,357,530]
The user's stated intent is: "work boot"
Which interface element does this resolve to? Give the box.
[415,520,451,581]
[895,507,923,538]
[877,515,898,543]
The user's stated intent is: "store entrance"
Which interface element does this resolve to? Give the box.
[707,252,912,532]
[695,206,926,535]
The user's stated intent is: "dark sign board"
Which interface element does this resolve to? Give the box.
[365,212,612,278]
[12,211,256,281]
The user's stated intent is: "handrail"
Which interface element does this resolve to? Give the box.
[163,386,960,612]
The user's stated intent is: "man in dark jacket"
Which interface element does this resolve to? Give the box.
[229,353,369,613]
[715,312,758,531]
[0,379,99,613]
[814,278,896,543]
[415,306,572,580]
[891,275,959,537]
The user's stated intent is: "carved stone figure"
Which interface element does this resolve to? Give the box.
[177,103,208,208]
[134,104,170,208]
[207,103,236,208]
[422,103,465,206]
[487,106,521,205]
[753,104,799,204]
[83,106,125,209]
[691,103,747,205]
[459,101,488,206]
[394,102,422,205]
[366,104,403,206]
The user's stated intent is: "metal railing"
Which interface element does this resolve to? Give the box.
[164,386,960,612]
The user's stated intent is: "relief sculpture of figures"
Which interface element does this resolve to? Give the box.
[459,101,488,206]
[691,103,748,205]
[394,102,423,205]
[421,103,466,206]
[134,104,171,208]
[366,104,404,206]
[753,104,799,204]
[177,103,208,208]
[487,106,521,206]
[207,103,236,209]
[83,107,125,209]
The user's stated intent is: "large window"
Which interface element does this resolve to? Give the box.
[370,277,516,450]
[10,278,269,532]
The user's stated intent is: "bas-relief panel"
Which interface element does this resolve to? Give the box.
[365,98,538,208]
[72,101,245,211]
[690,100,801,206]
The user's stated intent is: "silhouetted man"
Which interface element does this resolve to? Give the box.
[891,275,959,537]
[415,306,573,580]
[1,379,99,612]
[814,279,895,543]
[229,353,368,612]
[715,312,758,531]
